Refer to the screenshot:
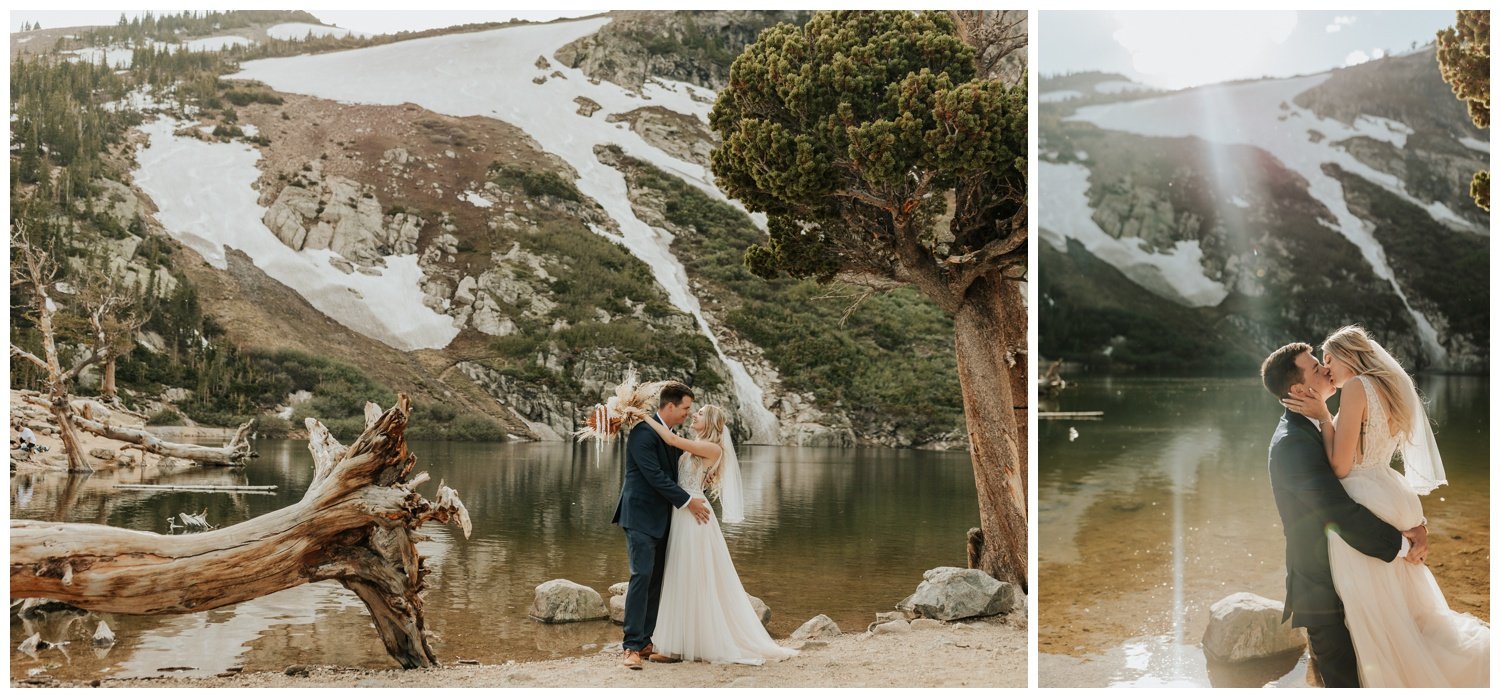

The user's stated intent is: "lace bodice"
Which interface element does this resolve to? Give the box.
[676,452,718,493]
[1349,375,1399,474]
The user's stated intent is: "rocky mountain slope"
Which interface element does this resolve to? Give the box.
[12,11,965,447]
[1039,50,1488,372]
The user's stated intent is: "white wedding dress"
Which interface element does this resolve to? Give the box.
[1326,375,1489,687]
[653,452,798,664]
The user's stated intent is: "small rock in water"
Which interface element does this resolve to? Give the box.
[156,666,196,672]
[608,582,629,596]
[747,594,772,626]
[1068,427,1079,442]
[17,633,43,657]
[791,614,841,640]
[93,620,115,647]
[528,579,608,623]
[1202,592,1307,663]
[608,593,626,625]
[898,567,1014,621]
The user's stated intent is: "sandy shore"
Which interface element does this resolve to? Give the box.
[25,614,1024,688]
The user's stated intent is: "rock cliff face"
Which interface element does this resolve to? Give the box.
[261,160,423,269]
[553,10,809,90]
[1040,51,1488,372]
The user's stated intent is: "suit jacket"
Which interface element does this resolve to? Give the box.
[612,415,690,538]
[1267,408,1402,628]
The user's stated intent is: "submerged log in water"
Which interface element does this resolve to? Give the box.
[9,395,473,669]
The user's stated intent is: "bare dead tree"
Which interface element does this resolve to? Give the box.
[12,396,472,669]
[950,10,1029,85]
[11,226,100,472]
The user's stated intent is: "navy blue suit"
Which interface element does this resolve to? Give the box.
[613,415,690,652]
[1267,408,1401,687]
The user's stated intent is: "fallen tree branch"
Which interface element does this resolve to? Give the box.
[69,415,256,467]
[10,394,472,669]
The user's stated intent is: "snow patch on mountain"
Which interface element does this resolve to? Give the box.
[132,119,460,351]
[232,18,781,441]
[1041,160,1229,307]
[1067,74,1452,364]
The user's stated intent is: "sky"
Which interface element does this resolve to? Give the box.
[9,10,593,35]
[1040,10,1459,90]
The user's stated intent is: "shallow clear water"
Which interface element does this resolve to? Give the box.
[1038,375,1489,687]
[10,441,977,681]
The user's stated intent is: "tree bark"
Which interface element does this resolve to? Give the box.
[951,271,1027,590]
[102,356,118,404]
[49,393,93,474]
[9,395,472,669]
[70,414,256,467]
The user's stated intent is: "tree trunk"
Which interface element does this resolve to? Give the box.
[10,396,472,669]
[70,415,256,467]
[951,271,1027,590]
[50,391,92,474]
[102,356,118,404]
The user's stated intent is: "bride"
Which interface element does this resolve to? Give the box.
[1282,325,1489,687]
[640,406,798,665]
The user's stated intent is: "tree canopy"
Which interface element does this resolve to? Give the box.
[709,10,1026,310]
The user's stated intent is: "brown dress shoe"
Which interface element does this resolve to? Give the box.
[622,650,643,670]
[647,652,682,663]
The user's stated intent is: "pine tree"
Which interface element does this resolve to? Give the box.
[1437,10,1490,210]
[709,10,1028,587]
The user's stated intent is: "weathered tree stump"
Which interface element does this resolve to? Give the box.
[9,395,472,669]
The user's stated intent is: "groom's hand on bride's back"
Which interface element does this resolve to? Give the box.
[1401,524,1429,564]
[687,497,711,525]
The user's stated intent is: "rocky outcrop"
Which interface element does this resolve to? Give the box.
[261,160,423,269]
[553,11,809,91]
[897,567,1015,621]
[574,96,602,118]
[1201,592,1307,663]
[605,107,715,167]
[528,579,608,623]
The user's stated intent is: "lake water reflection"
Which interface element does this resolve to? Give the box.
[11,441,977,681]
[1038,376,1489,687]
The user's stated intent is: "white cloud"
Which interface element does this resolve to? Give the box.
[1112,11,1299,90]
[1326,15,1358,33]
[1372,48,1386,59]
[1345,49,1371,66]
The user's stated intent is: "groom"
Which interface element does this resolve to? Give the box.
[1260,342,1428,687]
[612,381,712,670]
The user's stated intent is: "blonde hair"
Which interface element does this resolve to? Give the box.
[692,405,727,495]
[1320,325,1415,439]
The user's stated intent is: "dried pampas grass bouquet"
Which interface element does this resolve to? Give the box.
[576,372,666,444]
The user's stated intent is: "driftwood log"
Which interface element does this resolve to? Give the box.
[10,394,472,669]
[71,414,256,467]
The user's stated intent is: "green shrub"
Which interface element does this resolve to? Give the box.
[146,409,185,426]
[488,163,582,202]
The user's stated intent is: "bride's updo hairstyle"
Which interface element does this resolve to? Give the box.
[1321,325,1415,440]
[693,405,728,494]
